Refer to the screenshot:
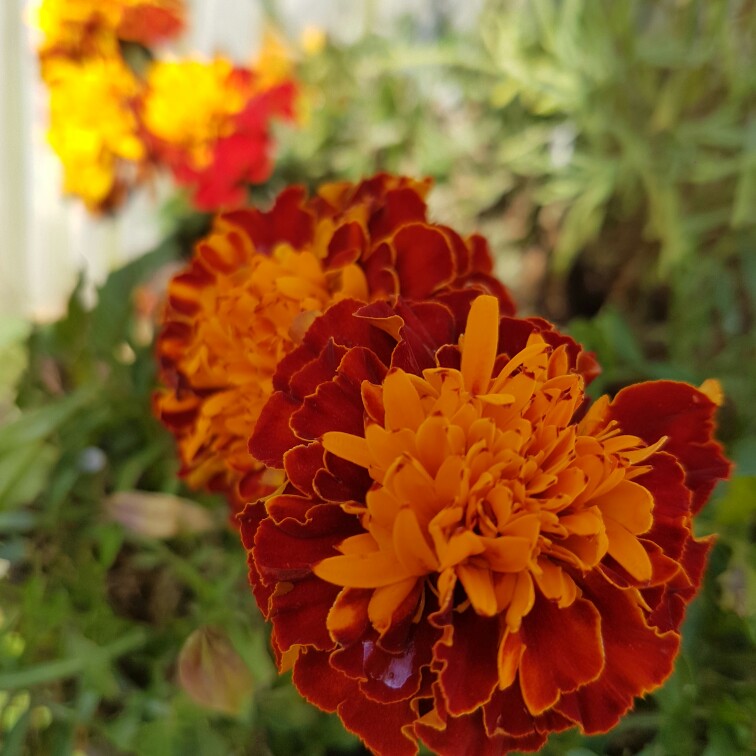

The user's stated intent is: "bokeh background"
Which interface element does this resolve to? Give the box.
[0,1,754,754]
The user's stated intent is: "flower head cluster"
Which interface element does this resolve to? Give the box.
[242,289,730,755]
[141,55,296,209]
[36,0,295,212]
[154,175,513,515]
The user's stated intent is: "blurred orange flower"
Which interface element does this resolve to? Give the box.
[154,175,514,516]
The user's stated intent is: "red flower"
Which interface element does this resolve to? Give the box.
[243,293,730,755]
[155,176,514,516]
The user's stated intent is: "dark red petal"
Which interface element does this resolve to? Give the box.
[555,575,680,733]
[634,452,692,559]
[239,501,274,613]
[237,468,275,504]
[269,575,340,652]
[288,340,348,400]
[646,536,713,633]
[392,224,456,299]
[238,499,266,550]
[249,391,300,468]
[284,442,325,497]
[292,647,352,711]
[432,288,482,332]
[363,242,399,299]
[467,233,494,274]
[444,227,470,276]
[292,650,419,756]
[391,300,457,374]
[338,690,418,756]
[273,299,395,391]
[519,596,604,715]
[609,381,731,513]
[223,185,313,253]
[253,503,359,581]
[483,676,575,739]
[315,452,372,503]
[291,375,365,441]
[415,709,514,756]
[265,492,316,524]
[434,610,500,716]
[368,186,429,240]
[325,221,366,267]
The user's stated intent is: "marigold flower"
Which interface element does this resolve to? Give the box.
[155,175,514,516]
[45,57,145,210]
[141,54,296,209]
[243,293,731,755]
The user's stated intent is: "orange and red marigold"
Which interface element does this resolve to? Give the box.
[242,292,731,755]
[154,175,513,514]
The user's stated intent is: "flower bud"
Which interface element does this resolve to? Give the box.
[105,491,216,539]
[177,627,254,716]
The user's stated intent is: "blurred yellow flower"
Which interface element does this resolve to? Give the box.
[46,58,145,209]
[300,25,327,57]
[37,0,120,60]
[142,58,249,169]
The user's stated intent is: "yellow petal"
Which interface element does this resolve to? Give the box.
[699,378,724,406]
[322,431,371,468]
[368,577,419,633]
[594,479,654,535]
[481,536,534,573]
[383,369,425,431]
[604,518,653,582]
[505,571,535,631]
[460,295,500,394]
[497,630,525,690]
[393,507,439,575]
[457,563,498,616]
[314,551,411,588]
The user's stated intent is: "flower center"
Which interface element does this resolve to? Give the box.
[316,295,664,633]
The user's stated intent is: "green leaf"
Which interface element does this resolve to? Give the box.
[0,630,146,690]
[0,510,38,533]
[0,708,30,756]
[90,239,180,356]
[0,442,59,510]
[0,390,94,452]
[713,477,756,529]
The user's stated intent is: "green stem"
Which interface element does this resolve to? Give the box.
[0,629,146,690]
